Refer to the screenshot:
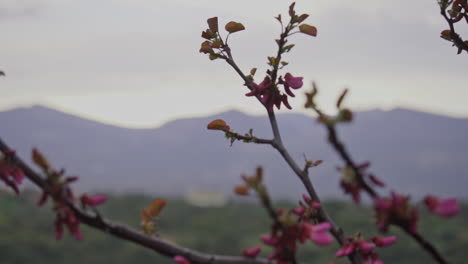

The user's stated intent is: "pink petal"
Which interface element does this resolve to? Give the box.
[292,206,305,216]
[311,231,333,246]
[12,168,25,184]
[243,246,262,258]
[312,201,322,209]
[372,236,397,247]
[434,198,460,217]
[260,235,278,246]
[313,222,332,232]
[81,194,108,207]
[302,194,312,204]
[336,243,354,257]
[358,241,375,253]
[174,255,190,264]
[284,73,303,89]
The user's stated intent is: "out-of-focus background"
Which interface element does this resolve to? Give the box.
[1,0,467,127]
[1,0,467,263]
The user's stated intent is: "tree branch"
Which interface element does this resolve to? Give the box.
[0,137,270,264]
[310,110,449,264]
[439,2,468,54]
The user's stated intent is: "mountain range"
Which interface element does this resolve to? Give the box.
[1,105,467,200]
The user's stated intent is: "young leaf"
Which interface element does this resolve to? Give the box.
[199,41,213,54]
[297,14,309,23]
[299,24,317,37]
[440,29,452,40]
[32,148,50,171]
[275,14,282,23]
[201,30,217,40]
[142,198,167,220]
[282,44,295,53]
[250,68,257,76]
[289,2,296,18]
[207,17,219,33]
[225,21,245,33]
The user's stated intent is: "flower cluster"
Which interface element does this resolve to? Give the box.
[245,73,303,112]
[254,196,333,263]
[258,215,333,263]
[335,235,396,264]
[0,150,25,194]
[33,148,107,240]
[339,162,385,203]
[234,169,334,263]
[54,203,82,240]
[374,191,419,233]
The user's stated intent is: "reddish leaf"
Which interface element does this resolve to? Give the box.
[207,119,230,131]
[207,17,219,33]
[297,14,309,23]
[234,185,250,195]
[289,2,296,17]
[199,41,213,54]
[148,198,166,217]
[440,29,452,40]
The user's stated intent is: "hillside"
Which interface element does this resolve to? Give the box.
[1,105,467,200]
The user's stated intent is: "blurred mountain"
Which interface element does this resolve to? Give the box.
[1,105,467,200]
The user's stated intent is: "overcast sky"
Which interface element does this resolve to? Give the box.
[1,0,466,127]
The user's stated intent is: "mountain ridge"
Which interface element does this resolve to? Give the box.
[1,104,467,200]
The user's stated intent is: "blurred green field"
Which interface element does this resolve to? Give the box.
[0,190,466,264]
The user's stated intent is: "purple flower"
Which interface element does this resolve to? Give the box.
[243,246,262,258]
[81,194,108,207]
[424,195,460,218]
[284,73,303,89]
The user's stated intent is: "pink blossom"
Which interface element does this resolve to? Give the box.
[424,195,460,218]
[11,167,25,184]
[0,156,25,195]
[173,255,190,264]
[260,235,279,246]
[243,246,262,258]
[374,191,419,233]
[284,73,303,89]
[292,206,305,216]
[309,222,333,246]
[312,201,322,209]
[313,222,332,232]
[80,194,108,207]
[55,206,82,240]
[245,77,272,96]
[372,236,397,247]
[310,231,333,246]
[336,243,355,257]
[358,241,375,254]
[302,194,312,204]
